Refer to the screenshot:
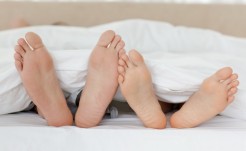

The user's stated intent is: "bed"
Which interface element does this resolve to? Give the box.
[0,2,246,151]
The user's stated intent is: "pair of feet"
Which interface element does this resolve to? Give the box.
[14,30,125,127]
[118,49,239,128]
[14,30,239,128]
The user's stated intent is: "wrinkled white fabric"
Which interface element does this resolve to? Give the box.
[0,19,245,120]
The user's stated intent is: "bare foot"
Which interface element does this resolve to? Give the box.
[118,50,166,129]
[170,67,239,128]
[75,30,124,128]
[14,32,73,126]
[10,18,30,28]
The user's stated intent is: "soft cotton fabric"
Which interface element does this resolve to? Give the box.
[0,19,245,120]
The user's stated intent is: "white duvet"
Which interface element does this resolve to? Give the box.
[0,19,245,120]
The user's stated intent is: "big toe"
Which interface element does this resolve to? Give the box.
[97,30,115,47]
[213,67,233,81]
[129,49,145,66]
[25,32,44,49]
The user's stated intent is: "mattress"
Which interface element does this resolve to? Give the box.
[0,110,246,151]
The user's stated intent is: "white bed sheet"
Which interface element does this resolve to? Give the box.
[0,111,246,151]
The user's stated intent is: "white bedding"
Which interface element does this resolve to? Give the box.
[0,19,246,121]
[0,111,246,151]
[0,19,246,151]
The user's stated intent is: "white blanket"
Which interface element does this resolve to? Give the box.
[0,19,245,120]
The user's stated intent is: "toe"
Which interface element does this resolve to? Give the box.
[228,87,237,96]
[96,30,115,47]
[222,78,232,86]
[116,40,125,51]
[119,49,126,58]
[222,73,239,86]
[118,66,125,75]
[129,49,145,66]
[15,60,23,72]
[228,80,239,89]
[122,54,134,68]
[227,96,235,103]
[110,35,121,49]
[18,38,32,52]
[118,58,126,66]
[119,58,128,71]
[14,52,23,62]
[15,45,26,58]
[118,75,124,84]
[213,67,233,81]
[25,32,44,50]
[230,73,238,81]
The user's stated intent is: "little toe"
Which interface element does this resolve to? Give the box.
[25,32,45,50]
[129,49,145,66]
[96,30,115,47]
[213,67,233,81]
[18,38,32,52]
[110,35,121,49]
[15,60,23,72]
[228,96,235,103]
[15,45,26,58]
[116,40,125,51]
